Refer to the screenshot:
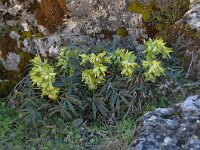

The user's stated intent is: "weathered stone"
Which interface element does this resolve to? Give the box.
[0,0,148,57]
[180,0,200,32]
[0,52,20,71]
[138,0,174,6]
[131,95,200,150]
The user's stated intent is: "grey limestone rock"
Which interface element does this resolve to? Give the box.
[0,0,148,57]
[0,52,20,71]
[181,0,200,31]
[131,95,200,150]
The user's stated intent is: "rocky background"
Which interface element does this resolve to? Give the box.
[1,0,200,148]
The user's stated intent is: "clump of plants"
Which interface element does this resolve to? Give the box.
[80,51,111,90]
[8,38,174,128]
[142,38,172,82]
[30,56,60,100]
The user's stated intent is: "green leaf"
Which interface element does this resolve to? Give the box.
[92,102,97,119]
[67,101,77,116]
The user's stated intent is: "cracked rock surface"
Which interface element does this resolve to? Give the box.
[0,0,148,58]
[181,0,200,31]
[131,95,200,150]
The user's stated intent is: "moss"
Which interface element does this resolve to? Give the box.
[128,0,190,38]
[16,50,33,75]
[0,36,33,97]
[35,32,45,38]
[36,0,68,33]
[99,29,115,39]
[98,27,128,39]
[128,0,156,21]
[116,27,128,37]
[21,31,33,40]
[0,65,19,98]
[0,34,18,59]
[148,0,189,31]
[0,51,33,98]
[19,30,44,46]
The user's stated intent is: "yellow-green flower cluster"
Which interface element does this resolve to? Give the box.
[110,49,138,77]
[56,47,78,76]
[142,38,172,82]
[30,56,59,100]
[80,51,110,90]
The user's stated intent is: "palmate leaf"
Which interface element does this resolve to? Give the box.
[48,95,82,120]
[49,102,73,120]
[22,108,41,128]
[119,94,130,106]
[89,94,109,119]
[94,98,108,117]
[65,95,82,108]
[116,96,121,114]
[110,88,118,108]
[67,100,77,116]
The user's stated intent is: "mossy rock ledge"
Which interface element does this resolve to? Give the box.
[0,35,33,98]
[156,0,200,80]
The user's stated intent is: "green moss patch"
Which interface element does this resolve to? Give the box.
[116,27,129,37]
[0,35,18,59]
[128,0,190,38]
[128,0,156,21]
[0,51,33,98]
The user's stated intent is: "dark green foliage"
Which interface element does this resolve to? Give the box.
[5,37,200,149]
[7,37,200,148]
[0,100,27,149]
[8,75,82,129]
[0,100,135,149]
[8,41,171,126]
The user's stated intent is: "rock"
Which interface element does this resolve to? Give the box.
[0,0,148,97]
[181,0,200,31]
[0,50,33,98]
[131,95,200,150]
[0,52,20,71]
[0,33,33,98]
[0,0,148,57]
[138,0,174,6]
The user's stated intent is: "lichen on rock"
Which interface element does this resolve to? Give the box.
[131,95,200,150]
